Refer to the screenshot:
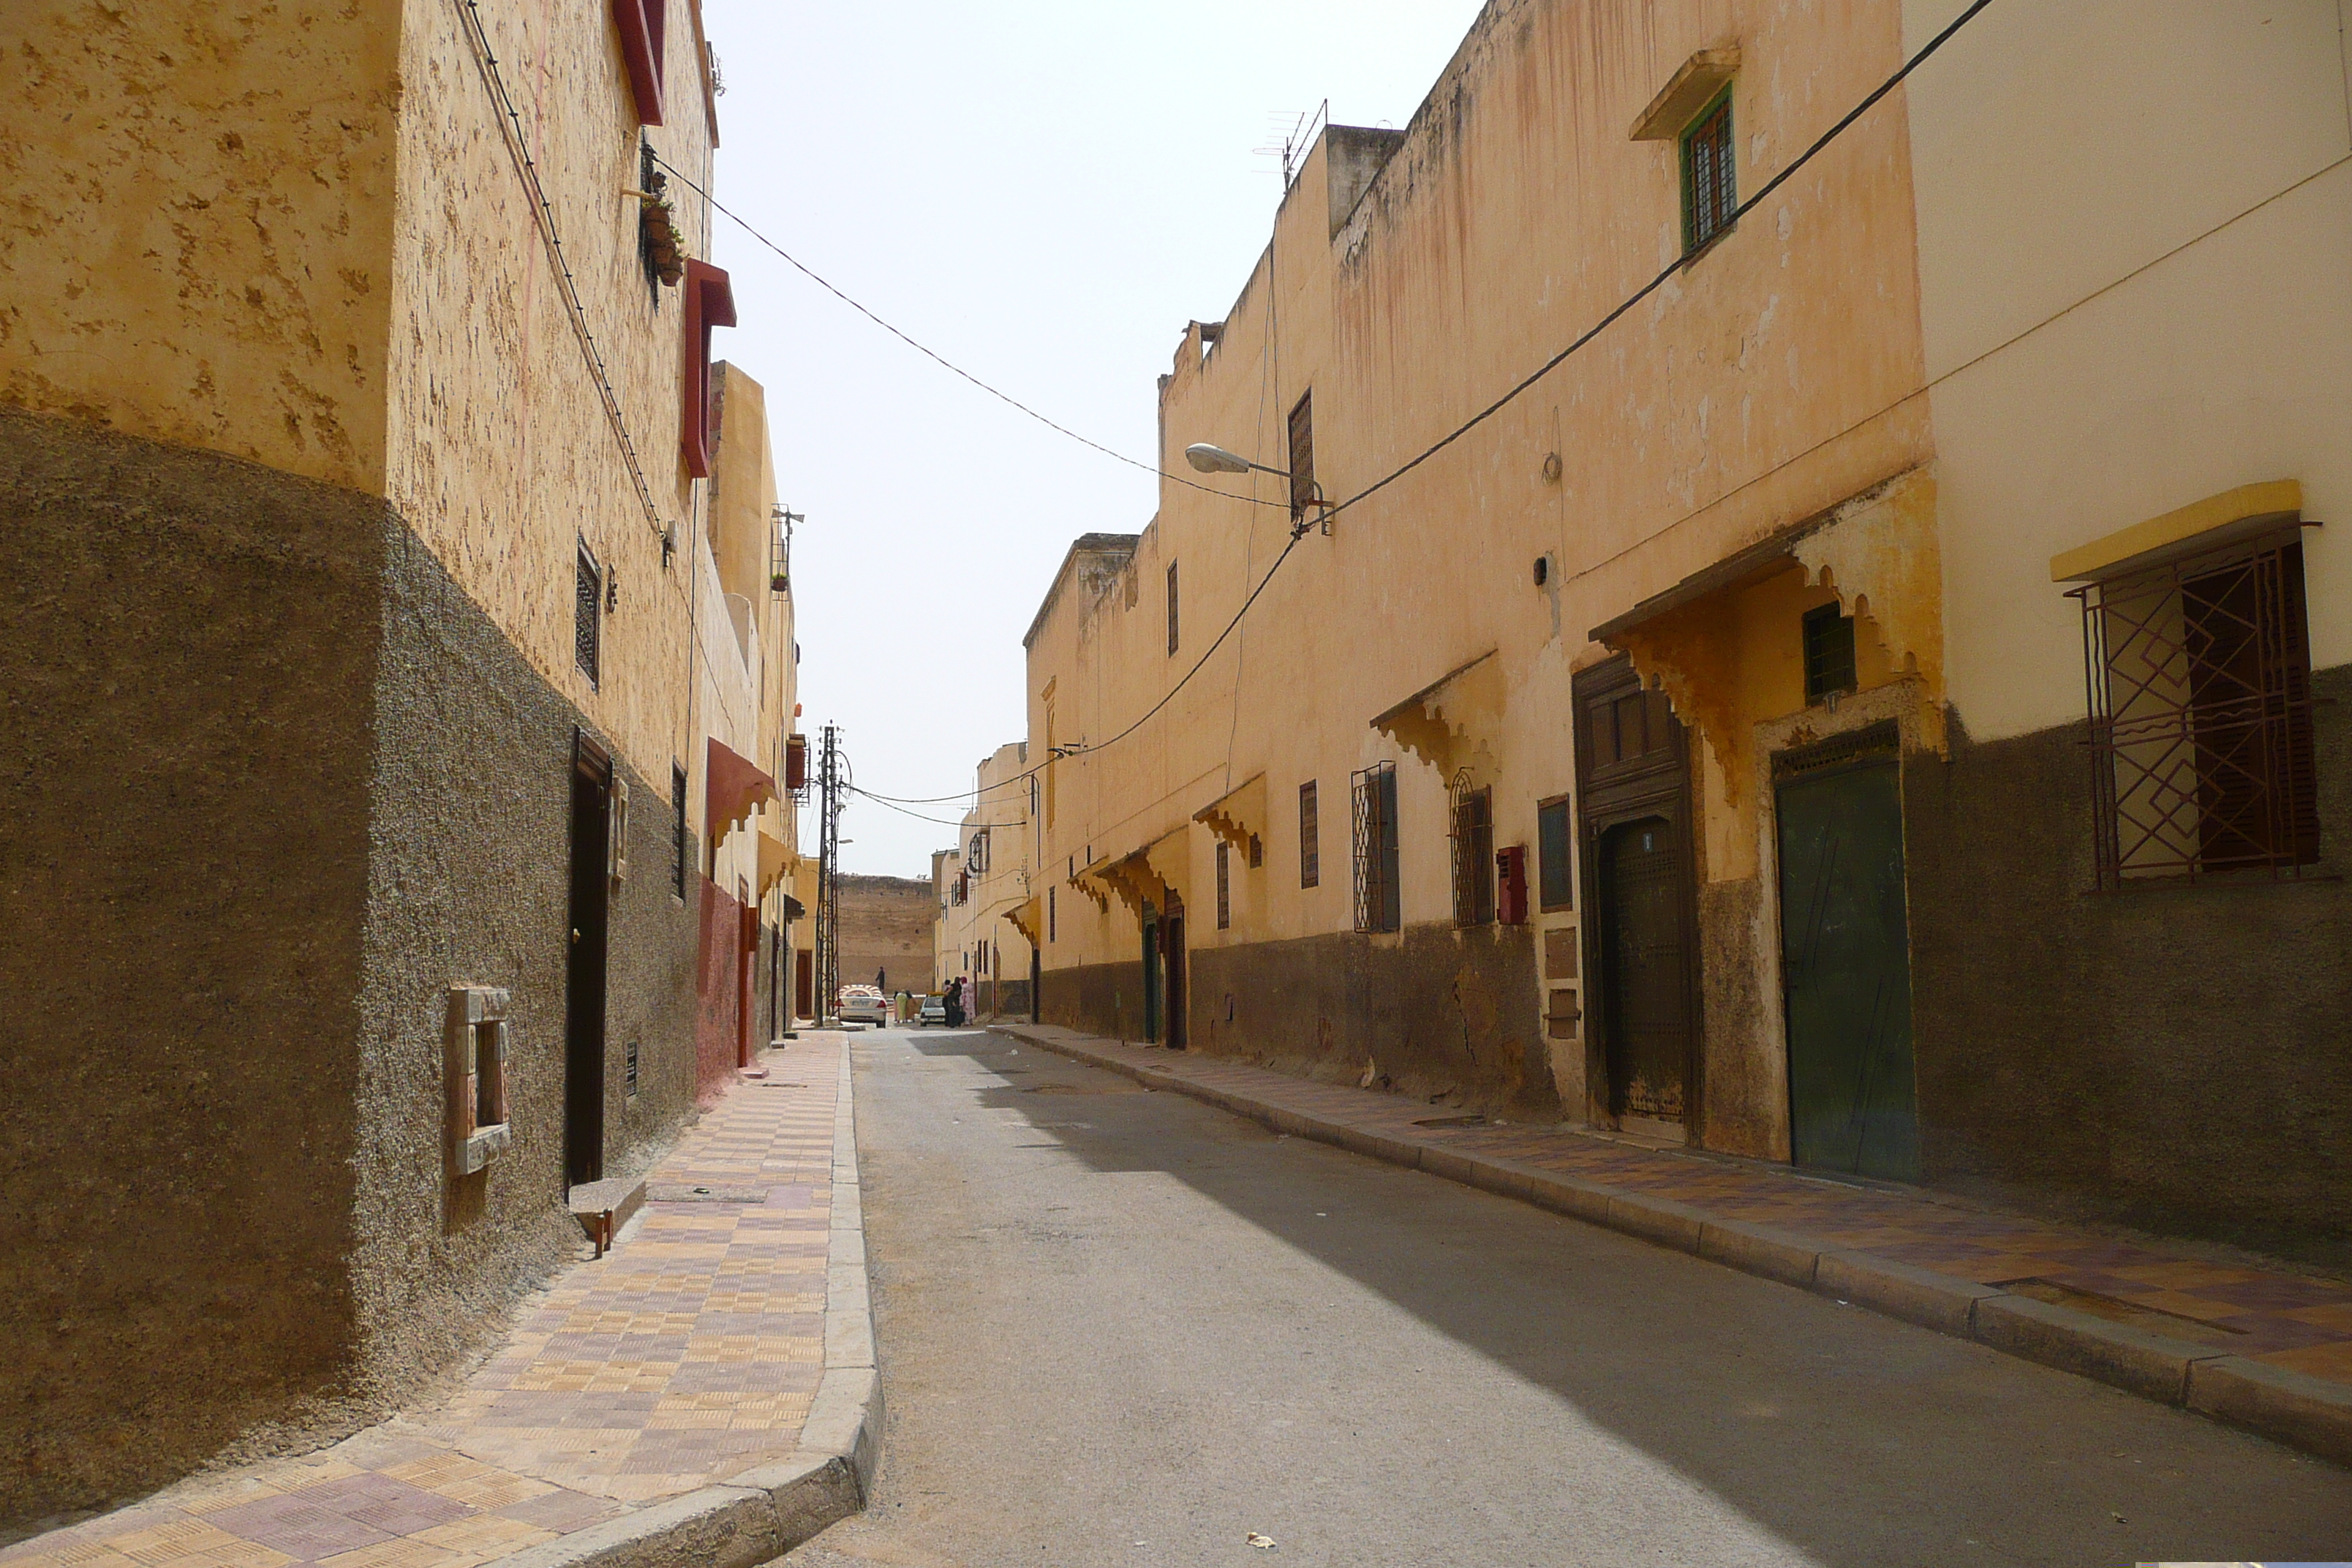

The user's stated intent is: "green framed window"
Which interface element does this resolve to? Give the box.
[1802,602,1858,703]
[1537,795,1573,912]
[1681,89,1736,254]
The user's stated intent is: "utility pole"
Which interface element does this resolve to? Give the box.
[815,723,842,1026]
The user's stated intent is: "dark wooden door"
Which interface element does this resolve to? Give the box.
[1776,752,1918,1180]
[1141,908,1161,1043]
[1164,894,1187,1049]
[1598,817,1689,1121]
[565,735,612,1188]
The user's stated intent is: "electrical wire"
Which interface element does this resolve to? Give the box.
[453,0,669,546]
[652,154,1290,510]
[819,0,1997,808]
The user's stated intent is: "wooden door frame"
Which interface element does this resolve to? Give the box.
[1572,655,1704,1139]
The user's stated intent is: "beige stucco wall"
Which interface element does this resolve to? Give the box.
[385,0,723,810]
[1903,0,2352,739]
[0,0,403,491]
[1030,0,1929,1128]
[933,742,1036,1003]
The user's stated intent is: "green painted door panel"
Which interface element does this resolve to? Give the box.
[1776,760,1919,1180]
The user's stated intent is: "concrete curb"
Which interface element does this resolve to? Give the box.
[994,1024,2352,1471]
[489,1036,882,1566]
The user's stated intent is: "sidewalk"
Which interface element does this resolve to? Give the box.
[4,1035,878,1568]
[995,1022,2352,1469]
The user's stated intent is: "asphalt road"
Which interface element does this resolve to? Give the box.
[780,1027,2352,1568]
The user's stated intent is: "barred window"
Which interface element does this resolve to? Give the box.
[1802,602,1857,703]
[575,543,601,687]
[1166,561,1180,655]
[1215,840,1232,930]
[1681,91,1735,255]
[1288,390,1316,520]
[1299,781,1320,888]
[1351,762,1401,933]
[2073,535,2318,886]
[1450,785,1495,927]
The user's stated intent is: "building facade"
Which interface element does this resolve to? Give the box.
[932,742,1039,1020]
[1028,0,2351,1266]
[1,0,806,1527]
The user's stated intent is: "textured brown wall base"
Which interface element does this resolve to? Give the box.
[1904,679,2352,1270]
[0,410,702,1529]
[1042,923,1554,1122]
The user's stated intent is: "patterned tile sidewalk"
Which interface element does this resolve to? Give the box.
[1001,1025,2352,1392]
[4,1038,844,1568]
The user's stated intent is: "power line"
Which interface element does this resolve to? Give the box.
[837,0,1997,805]
[847,787,994,829]
[652,153,1289,511]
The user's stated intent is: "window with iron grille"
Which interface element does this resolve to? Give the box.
[670,764,687,896]
[1537,794,1574,912]
[1681,90,1735,255]
[1802,602,1857,703]
[1166,561,1180,655]
[1299,781,1320,888]
[1450,784,1495,927]
[1248,834,1263,869]
[1215,840,1232,930]
[575,543,601,687]
[1288,391,1316,520]
[1351,762,1401,933]
[1048,886,1056,942]
[2074,536,2319,886]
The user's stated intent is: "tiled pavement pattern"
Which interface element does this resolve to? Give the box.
[4,1039,842,1568]
[1005,1025,2352,1390]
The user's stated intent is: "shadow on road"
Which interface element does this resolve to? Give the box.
[885,1028,2352,1566]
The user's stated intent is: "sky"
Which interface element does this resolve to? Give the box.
[704,0,1490,878]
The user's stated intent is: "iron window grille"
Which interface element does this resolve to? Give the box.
[1351,762,1401,933]
[1681,90,1735,255]
[575,542,601,687]
[1048,886,1056,942]
[2072,535,2319,888]
[1802,602,1857,703]
[1450,782,1496,927]
[1537,794,1574,912]
[1166,561,1180,655]
[1299,780,1321,888]
[671,763,688,898]
[1215,840,1232,930]
[1288,391,1316,521]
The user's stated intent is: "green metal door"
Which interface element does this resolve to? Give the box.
[1776,756,1918,1180]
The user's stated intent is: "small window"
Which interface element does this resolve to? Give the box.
[1351,762,1401,933]
[576,543,602,687]
[1048,886,1056,943]
[1248,834,1263,870]
[1802,602,1857,703]
[1167,560,1180,655]
[1537,795,1574,911]
[1681,90,1735,255]
[1288,390,1316,519]
[1299,781,1320,888]
[671,762,689,898]
[625,1037,641,1097]
[1215,840,1232,930]
[2075,536,2320,885]
[1450,786,1495,927]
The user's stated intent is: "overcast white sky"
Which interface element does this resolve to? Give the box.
[704,0,1488,878]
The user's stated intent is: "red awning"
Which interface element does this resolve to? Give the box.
[705,737,774,841]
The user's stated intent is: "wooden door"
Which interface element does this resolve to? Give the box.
[565,733,611,1188]
[1776,742,1918,1180]
[1164,894,1188,1049]
[1574,655,1700,1134]
[1598,817,1689,1121]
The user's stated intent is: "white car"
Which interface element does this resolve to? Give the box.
[836,987,889,1026]
[916,995,947,1028]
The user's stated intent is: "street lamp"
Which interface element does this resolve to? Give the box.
[1182,444,1330,538]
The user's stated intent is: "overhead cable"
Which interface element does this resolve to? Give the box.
[652,154,1288,510]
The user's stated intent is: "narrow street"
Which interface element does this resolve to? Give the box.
[787,1028,2352,1568]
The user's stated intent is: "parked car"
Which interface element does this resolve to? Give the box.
[916,994,947,1028]
[837,986,889,1026]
